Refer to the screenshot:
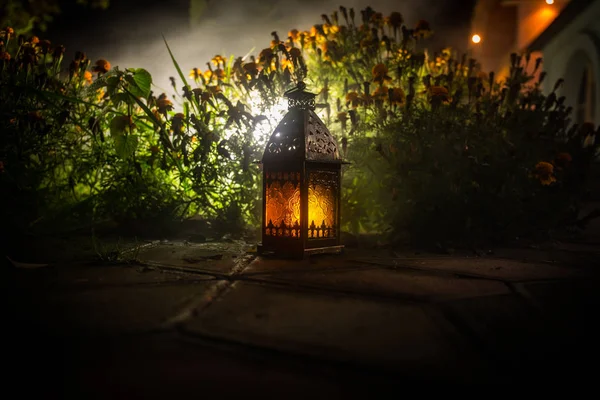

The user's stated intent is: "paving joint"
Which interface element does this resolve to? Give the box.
[161,254,256,329]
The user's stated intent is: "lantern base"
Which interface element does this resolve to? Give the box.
[257,244,344,259]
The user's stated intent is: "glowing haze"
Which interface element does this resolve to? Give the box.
[48,0,475,92]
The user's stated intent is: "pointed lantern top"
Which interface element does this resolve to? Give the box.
[262,81,342,163]
[284,81,316,111]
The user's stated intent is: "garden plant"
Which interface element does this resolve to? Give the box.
[1,5,598,250]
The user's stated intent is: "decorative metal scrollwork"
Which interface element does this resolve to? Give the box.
[306,113,340,161]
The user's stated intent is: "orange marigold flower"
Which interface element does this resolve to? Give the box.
[213,68,225,79]
[27,111,44,121]
[289,47,301,59]
[83,70,92,84]
[387,12,403,28]
[92,59,111,74]
[372,85,389,99]
[156,98,173,114]
[2,27,14,39]
[370,12,384,26]
[346,91,360,108]
[554,152,572,168]
[206,85,222,95]
[372,63,391,84]
[29,36,40,45]
[258,48,273,63]
[429,86,450,103]
[288,29,300,41]
[580,121,595,135]
[414,19,433,38]
[533,161,556,186]
[389,87,406,105]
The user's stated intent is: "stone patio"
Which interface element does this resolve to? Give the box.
[4,237,600,396]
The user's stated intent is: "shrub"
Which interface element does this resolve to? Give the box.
[1,5,598,248]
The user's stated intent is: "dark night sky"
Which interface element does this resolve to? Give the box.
[44,0,476,90]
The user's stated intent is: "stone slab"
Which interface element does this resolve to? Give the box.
[9,282,213,336]
[242,260,511,302]
[355,256,590,281]
[182,282,494,383]
[440,290,600,381]
[522,279,600,335]
[12,264,213,291]
[136,241,247,274]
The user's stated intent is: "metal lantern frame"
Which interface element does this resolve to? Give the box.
[257,82,346,259]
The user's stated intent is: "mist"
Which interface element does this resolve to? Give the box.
[48,0,474,93]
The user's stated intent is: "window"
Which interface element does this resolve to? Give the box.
[576,61,596,125]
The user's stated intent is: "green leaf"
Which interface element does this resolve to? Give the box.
[110,116,130,138]
[114,135,139,159]
[110,92,132,107]
[129,68,152,98]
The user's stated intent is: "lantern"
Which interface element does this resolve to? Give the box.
[257,81,345,258]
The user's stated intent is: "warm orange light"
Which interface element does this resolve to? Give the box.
[264,172,336,239]
[308,183,336,238]
[471,34,481,44]
[546,0,554,5]
[264,174,301,237]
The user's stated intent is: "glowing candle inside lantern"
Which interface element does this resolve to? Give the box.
[308,175,337,239]
[264,172,301,237]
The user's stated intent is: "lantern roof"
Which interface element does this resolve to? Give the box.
[262,81,341,163]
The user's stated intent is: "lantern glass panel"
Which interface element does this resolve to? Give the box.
[264,171,302,238]
[307,170,338,239]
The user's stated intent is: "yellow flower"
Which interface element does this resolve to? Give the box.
[533,161,556,186]
[211,55,226,67]
[92,59,111,74]
[189,67,201,80]
[202,69,214,83]
[280,58,294,71]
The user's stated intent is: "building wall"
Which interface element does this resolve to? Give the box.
[540,0,600,126]
[470,0,569,77]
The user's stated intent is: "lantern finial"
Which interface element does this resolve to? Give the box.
[284,81,316,110]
